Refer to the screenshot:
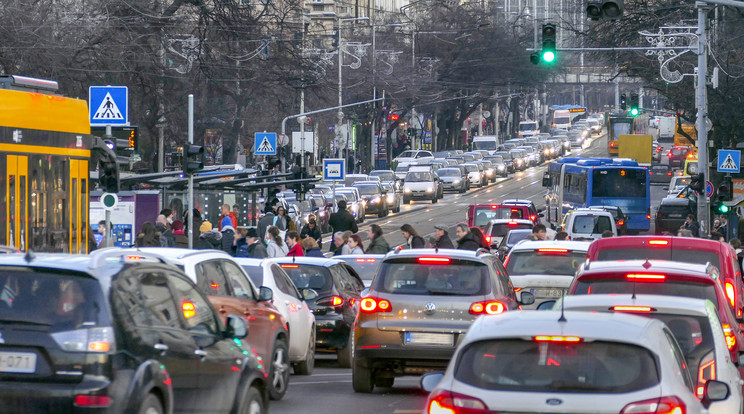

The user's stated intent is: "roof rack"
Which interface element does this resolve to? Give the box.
[88,247,169,269]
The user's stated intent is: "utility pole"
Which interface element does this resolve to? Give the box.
[696,2,710,234]
[187,94,194,249]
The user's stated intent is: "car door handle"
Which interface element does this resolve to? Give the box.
[194,349,208,358]
[154,343,169,354]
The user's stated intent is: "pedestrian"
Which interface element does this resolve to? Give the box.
[470,227,490,250]
[433,224,454,249]
[244,228,269,258]
[97,220,113,248]
[266,226,289,257]
[554,231,569,240]
[428,236,438,248]
[302,237,324,257]
[330,231,346,255]
[155,214,175,247]
[454,222,480,250]
[219,204,237,230]
[720,215,729,240]
[400,224,425,249]
[171,220,189,248]
[87,225,99,253]
[159,208,174,227]
[710,231,725,242]
[232,204,240,227]
[183,208,203,247]
[220,215,235,255]
[257,202,284,242]
[731,238,744,266]
[679,214,700,237]
[276,206,296,232]
[329,200,358,233]
[136,222,162,247]
[197,221,222,249]
[286,231,304,256]
[365,224,391,254]
[234,227,249,256]
[713,218,722,234]
[526,224,547,241]
[347,234,365,255]
[300,218,323,248]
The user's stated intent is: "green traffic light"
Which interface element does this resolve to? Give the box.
[630,108,639,116]
[719,204,730,214]
[542,51,555,63]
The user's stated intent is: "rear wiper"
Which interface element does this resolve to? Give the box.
[550,380,605,391]
[426,289,461,296]
[0,318,52,327]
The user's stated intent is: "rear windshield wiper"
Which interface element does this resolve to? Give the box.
[549,380,606,392]
[0,318,52,327]
[426,289,464,296]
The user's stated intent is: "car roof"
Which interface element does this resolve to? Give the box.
[382,248,489,262]
[232,257,270,268]
[588,235,725,253]
[659,197,692,206]
[0,253,98,276]
[502,199,534,206]
[580,259,713,277]
[268,256,346,267]
[509,240,591,252]
[561,294,711,318]
[465,310,658,347]
[137,247,231,262]
[488,218,533,225]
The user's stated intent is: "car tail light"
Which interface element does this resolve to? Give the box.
[667,172,672,176]
[620,396,686,414]
[612,306,655,312]
[647,208,652,220]
[724,281,736,308]
[648,239,669,246]
[182,301,196,318]
[490,205,499,209]
[360,297,392,313]
[485,236,491,244]
[537,248,569,254]
[426,389,489,414]
[418,257,451,264]
[469,301,505,315]
[649,172,653,175]
[626,274,666,281]
[696,358,716,399]
[610,142,616,147]
[356,258,377,263]
[533,336,582,342]
[74,395,113,408]
[668,152,673,158]
[507,221,519,225]
[51,327,115,353]
[617,220,625,226]
[529,215,537,221]
[281,264,299,268]
[723,324,737,350]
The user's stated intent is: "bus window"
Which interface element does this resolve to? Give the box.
[592,169,647,198]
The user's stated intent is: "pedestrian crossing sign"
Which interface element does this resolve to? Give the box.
[89,86,128,126]
[718,149,741,173]
[255,132,277,155]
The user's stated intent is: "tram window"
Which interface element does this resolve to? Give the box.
[20,176,26,251]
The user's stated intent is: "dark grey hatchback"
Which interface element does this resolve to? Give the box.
[0,250,268,414]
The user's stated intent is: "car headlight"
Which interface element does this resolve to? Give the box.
[373,197,381,203]
[319,211,326,217]
[426,187,434,193]
[351,205,358,212]
[453,179,461,184]
[386,194,395,203]
[404,188,412,193]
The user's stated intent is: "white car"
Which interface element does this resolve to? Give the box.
[402,169,439,204]
[560,294,744,414]
[236,258,317,375]
[334,187,365,222]
[421,310,731,414]
[503,240,590,309]
[518,120,540,137]
[563,208,617,241]
[393,149,434,167]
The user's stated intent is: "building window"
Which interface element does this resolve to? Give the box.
[312,4,324,11]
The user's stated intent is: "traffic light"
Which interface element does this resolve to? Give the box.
[689,172,704,193]
[629,93,639,116]
[127,128,137,149]
[541,24,557,63]
[99,156,120,193]
[182,144,204,175]
[332,28,339,48]
[406,127,413,137]
[718,177,733,203]
[530,52,539,65]
[586,0,624,20]
[620,93,627,110]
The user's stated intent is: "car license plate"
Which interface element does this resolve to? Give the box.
[668,214,683,218]
[0,352,37,373]
[534,288,562,298]
[404,332,454,346]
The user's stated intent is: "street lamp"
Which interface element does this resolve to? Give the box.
[337,16,369,171]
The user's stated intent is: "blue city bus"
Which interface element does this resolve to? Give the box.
[543,157,650,232]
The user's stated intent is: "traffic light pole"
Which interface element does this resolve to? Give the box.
[188,94,195,249]
[696,3,710,235]
[104,124,113,249]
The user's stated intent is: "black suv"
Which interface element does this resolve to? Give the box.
[0,250,268,414]
[655,197,695,234]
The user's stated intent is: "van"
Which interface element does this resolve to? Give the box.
[552,109,571,129]
[471,135,499,153]
[518,120,540,137]
[563,209,617,241]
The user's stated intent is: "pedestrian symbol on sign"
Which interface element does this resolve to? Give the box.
[92,93,124,121]
[721,155,737,170]
[257,137,275,153]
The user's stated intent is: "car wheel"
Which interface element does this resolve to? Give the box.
[138,394,163,414]
[267,340,290,400]
[432,196,438,204]
[293,331,315,376]
[352,361,375,393]
[236,385,265,414]
[404,197,411,205]
[337,330,354,368]
[378,205,387,218]
[375,377,394,388]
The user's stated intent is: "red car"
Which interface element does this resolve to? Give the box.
[585,236,744,321]
[568,260,744,365]
[467,202,540,230]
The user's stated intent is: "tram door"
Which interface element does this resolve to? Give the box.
[7,155,28,250]
[70,159,89,254]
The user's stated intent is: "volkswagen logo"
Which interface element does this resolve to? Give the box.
[546,398,563,406]
[424,303,436,314]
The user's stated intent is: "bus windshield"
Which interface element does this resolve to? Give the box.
[473,141,498,150]
[611,122,632,139]
[592,169,647,198]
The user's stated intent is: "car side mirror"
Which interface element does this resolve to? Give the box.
[224,314,249,339]
[420,372,445,392]
[519,291,535,306]
[301,288,318,301]
[258,286,273,302]
[702,380,730,408]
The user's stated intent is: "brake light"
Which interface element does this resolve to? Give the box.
[469,301,505,315]
[534,336,582,342]
[507,221,519,225]
[537,248,569,254]
[490,205,499,209]
[697,359,716,399]
[726,281,735,308]
[182,301,196,318]
[418,257,451,264]
[620,396,686,414]
[626,274,666,281]
[485,236,491,244]
[281,264,299,268]
[610,142,616,147]
[356,258,366,262]
[74,395,113,407]
[723,324,737,350]
[667,172,672,176]
[332,296,343,306]
[648,240,669,246]
[617,220,625,226]
[668,152,673,158]
[426,390,489,414]
[612,306,654,312]
[529,215,537,221]
[360,297,392,313]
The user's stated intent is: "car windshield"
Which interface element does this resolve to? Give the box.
[506,251,586,276]
[487,156,504,163]
[281,264,334,294]
[375,258,489,296]
[505,230,532,246]
[474,208,524,227]
[0,270,109,332]
[398,151,416,158]
[339,258,380,283]
[354,184,379,196]
[519,123,538,131]
[462,165,478,173]
[405,172,433,182]
[455,339,659,393]
[595,249,720,269]
[572,215,613,234]
[494,152,512,160]
[574,279,718,306]
[473,141,498,150]
[395,165,410,173]
[371,171,395,181]
[438,168,461,177]
[490,223,532,237]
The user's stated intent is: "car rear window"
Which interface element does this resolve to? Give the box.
[645,314,714,379]
[573,278,718,306]
[506,251,586,276]
[280,264,334,294]
[659,205,692,218]
[455,339,659,393]
[595,249,720,269]
[473,208,524,227]
[0,270,110,332]
[354,184,379,196]
[339,258,380,283]
[241,265,263,287]
[489,223,533,237]
[572,215,612,234]
[370,171,395,181]
[374,258,489,296]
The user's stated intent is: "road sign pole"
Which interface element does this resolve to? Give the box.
[696,3,710,236]
[105,209,111,248]
[188,94,194,249]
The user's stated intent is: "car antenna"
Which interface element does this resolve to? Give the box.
[558,289,567,322]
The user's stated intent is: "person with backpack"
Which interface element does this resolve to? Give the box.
[400,224,425,249]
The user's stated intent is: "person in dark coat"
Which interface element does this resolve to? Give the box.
[433,224,454,249]
[241,228,268,258]
[400,224,425,249]
[365,224,391,254]
[184,208,203,248]
[136,222,162,247]
[155,215,175,247]
[220,216,235,255]
[470,227,490,251]
[300,218,323,248]
[679,214,700,238]
[329,200,358,233]
[302,237,324,257]
[455,223,480,250]
[171,220,189,248]
[257,202,286,242]
[197,221,222,249]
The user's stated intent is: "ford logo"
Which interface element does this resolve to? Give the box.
[546,398,563,406]
[424,303,436,314]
